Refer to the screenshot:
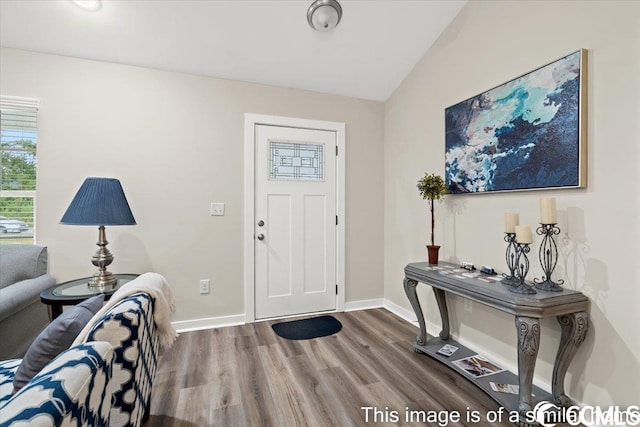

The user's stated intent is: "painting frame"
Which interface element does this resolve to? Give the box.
[445,49,588,194]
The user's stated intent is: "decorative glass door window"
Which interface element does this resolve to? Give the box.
[269,141,324,181]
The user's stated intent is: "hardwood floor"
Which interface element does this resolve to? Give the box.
[145,309,538,426]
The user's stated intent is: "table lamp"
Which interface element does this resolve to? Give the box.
[60,177,136,290]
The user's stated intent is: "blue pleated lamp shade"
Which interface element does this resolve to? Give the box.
[60,177,136,226]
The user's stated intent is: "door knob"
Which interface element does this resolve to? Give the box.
[257,233,265,240]
[257,220,264,227]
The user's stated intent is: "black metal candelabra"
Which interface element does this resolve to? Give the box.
[534,223,564,292]
[501,232,519,286]
[509,243,536,294]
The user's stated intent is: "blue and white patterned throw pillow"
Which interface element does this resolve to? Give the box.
[0,341,114,427]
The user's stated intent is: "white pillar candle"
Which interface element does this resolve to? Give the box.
[504,212,519,233]
[515,225,533,244]
[540,197,557,224]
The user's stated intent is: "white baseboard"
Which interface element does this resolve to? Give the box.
[382,299,446,341]
[172,298,386,332]
[344,298,384,312]
[172,314,246,333]
[382,299,417,325]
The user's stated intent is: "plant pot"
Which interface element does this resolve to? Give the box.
[427,245,441,265]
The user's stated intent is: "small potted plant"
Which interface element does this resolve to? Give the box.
[417,172,448,264]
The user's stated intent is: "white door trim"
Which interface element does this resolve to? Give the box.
[244,114,346,323]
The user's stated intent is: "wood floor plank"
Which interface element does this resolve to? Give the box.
[146,308,578,427]
[316,334,380,387]
[257,344,315,427]
[318,366,370,427]
[295,338,340,371]
[174,385,211,426]
[328,326,434,402]
[234,346,279,427]
[250,320,279,347]
[209,404,244,427]
[277,350,346,427]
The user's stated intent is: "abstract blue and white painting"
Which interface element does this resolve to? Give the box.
[445,50,586,193]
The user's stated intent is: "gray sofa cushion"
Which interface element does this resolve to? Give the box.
[12,294,105,392]
[0,245,48,289]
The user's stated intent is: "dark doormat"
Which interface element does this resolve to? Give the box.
[271,315,342,340]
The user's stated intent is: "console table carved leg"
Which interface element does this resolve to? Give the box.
[433,288,450,340]
[403,277,427,349]
[552,312,588,406]
[515,316,540,417]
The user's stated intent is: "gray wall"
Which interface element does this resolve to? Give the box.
[0,47,385,322]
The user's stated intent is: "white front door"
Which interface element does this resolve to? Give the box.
[254,124,337,319]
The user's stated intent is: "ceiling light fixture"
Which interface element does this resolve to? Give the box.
[307,0,342,32]
[70,0,101,11]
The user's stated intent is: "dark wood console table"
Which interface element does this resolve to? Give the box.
[404,262,589,424]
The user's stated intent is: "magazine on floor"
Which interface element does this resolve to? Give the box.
[436,344,458,357]
[452,354,505,378]
[490,382,519,394]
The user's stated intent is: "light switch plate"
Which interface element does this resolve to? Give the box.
[210,203,225,216]
[199,279,210,294]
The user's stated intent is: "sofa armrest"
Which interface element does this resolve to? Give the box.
[0,341,114,427]
[85,293,159,427]
[0,274,56,322]
[0,244,49,289]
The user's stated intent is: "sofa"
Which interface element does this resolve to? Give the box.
[0,291,163,427]
[0,244,56,359]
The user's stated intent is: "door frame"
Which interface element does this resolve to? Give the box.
[244,114,346,323]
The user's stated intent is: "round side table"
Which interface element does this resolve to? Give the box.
[40,273,139,319]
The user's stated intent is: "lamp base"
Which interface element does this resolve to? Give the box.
[88,271,117,291]
[87,225,117,291]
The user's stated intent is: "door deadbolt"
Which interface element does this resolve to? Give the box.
[257,220,264,227]
[257,233,265,240]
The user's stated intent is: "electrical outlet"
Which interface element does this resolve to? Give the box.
[199,279,210,295]
[210,203,225,216]
[464,299,472,313]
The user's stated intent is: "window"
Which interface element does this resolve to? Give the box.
[0,96,40,244]
[269,140,324,181]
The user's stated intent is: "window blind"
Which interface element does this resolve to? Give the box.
[0,96,40,243]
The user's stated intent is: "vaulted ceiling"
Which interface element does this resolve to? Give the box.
[0,0,466,101]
